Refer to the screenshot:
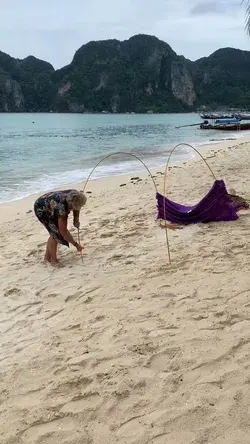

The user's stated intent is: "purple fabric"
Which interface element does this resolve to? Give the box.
[156,180,243,225]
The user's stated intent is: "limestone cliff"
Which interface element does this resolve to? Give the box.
[171,61,196,106]
[1,35,250,112]
[0,51,55,112]
[0,71,24,111]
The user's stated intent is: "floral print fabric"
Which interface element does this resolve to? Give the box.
[34,189,77,246]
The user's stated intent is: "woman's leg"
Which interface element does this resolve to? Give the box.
[47,235,60,265]
[44,238,51,262]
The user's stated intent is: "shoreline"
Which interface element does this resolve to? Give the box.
[1,134,250,221]
[2,110,250,206]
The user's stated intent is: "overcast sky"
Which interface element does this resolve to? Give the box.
[0,0,249,68]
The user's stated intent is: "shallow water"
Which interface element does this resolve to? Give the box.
[0,112,246,203]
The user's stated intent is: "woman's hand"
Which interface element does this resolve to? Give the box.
[73,218,80,229]
[75,243,83,252]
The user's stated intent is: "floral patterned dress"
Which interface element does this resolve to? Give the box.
[34,189,77,246]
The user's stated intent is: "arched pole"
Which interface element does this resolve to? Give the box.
[162,143,216,264]
[82,151,158,193]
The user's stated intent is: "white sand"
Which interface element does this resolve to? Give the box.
[1,137,250,444]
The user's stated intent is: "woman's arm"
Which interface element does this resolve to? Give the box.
[73,209,80,228]
[58,216,80,248]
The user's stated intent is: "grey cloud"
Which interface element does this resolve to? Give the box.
[189,0,239,16]
[189,1,224,15]
[0,0,248,68]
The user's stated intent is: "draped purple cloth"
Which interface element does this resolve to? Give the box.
[156,180,244,225]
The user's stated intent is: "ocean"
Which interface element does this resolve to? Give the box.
[0,112,246,204]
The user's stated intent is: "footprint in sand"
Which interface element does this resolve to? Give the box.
[146,431,196,444]
[28,248,43,258]
[107,254,124,264]
[21,417,83,443]
[45,308,64,320]
[4,287,21,297]
[116,415,146,440]
[149,348,181,372]
[94,315,105,322]
[50,376,93,396]
[60,392,101,414]
[100,232,115,238]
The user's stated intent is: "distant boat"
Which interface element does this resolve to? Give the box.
[200,113,233,119]
[176,115,250,131]
[200,117,250,131]
[201,112,250,121]
[233,113,250,121]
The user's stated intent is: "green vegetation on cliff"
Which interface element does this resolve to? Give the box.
[0,51,55,112]
[1,34,250,113]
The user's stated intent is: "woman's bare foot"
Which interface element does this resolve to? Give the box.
[50,260,64,268]
[44,250,51,263]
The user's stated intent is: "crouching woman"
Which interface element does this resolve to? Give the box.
[34,189,87,266]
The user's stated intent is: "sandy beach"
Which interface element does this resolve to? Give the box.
[1,137,250,444]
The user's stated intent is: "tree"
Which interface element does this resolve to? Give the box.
[243,0,250,34]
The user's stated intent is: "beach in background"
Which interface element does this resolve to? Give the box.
[1,112,249,204]
[1,132,250,443]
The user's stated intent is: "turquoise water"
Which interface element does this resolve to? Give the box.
[0,113,245,203]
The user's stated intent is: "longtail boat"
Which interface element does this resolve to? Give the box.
[200,113,233,119]
[176,116,250,131]
[200,117,250,131]
[233,113,250,120]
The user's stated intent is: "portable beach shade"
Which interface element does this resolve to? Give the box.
[156,143,245,225]
[155,143,248,262]
[82,144,247,264]
[156,180,243,225]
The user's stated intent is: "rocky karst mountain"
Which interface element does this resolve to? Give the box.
[0,51,55,112]
[1,34,250,113]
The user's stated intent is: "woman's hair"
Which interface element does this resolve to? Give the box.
[71,192,87,210]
